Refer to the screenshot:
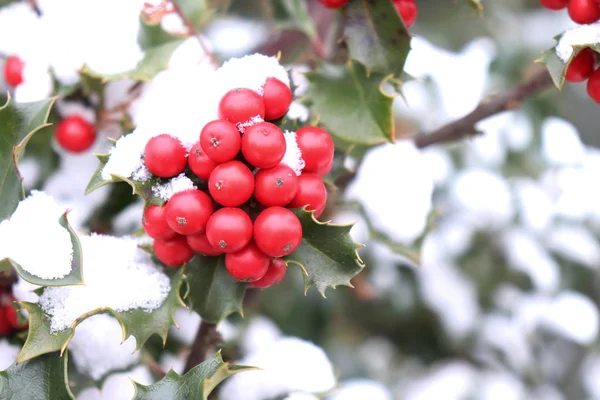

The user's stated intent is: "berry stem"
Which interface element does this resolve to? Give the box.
[413,67,553,148]
[183,320,222,373]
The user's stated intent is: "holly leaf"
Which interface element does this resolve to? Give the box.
[0,352,75,400]
[183,256,247,324]
[344,0,411,76]
[133,351,255,400]
[304,61,397,146]
[83,18,185,81]
[17,273,185,363]
[0,95,56,220]
[272,0,317,40]
[3,212,84,287]
[285,209,365,296]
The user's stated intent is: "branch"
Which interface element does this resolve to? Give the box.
[413,67,554,149]
[183,320,222,373]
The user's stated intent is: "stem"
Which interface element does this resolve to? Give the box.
[183,320,222,373]
[170,0,219,68]
[141,351,167,379]
[323,12,344,61]
[413,68,554,149]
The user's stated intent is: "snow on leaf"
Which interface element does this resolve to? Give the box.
[132,351,256,400]
[285,209,365,297]
[0,352,75,400]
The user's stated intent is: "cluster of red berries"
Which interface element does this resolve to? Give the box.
[317,0,418,28]
[560,46,600,103]
[0,288,27,337]
[539,0,600,24]
[141,78,335,289]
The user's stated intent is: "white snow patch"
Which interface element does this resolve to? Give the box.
[540,291,599,345]
[160,352,185,375]
[0,339,20,370]
[403,362,476,400]
[541,117,585,166]
[546,225,600,267]
[513,179,554,233]
[101,128,153,181]
[281,130,305,176]
[330,379,392,400]
[0,191,73,279]
[241,316,282,354]
[151,174,196,201]
[555,22,600,62]
[169,308,237,345]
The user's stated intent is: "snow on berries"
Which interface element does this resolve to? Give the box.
[97,54,336,288]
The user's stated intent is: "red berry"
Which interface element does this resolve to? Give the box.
[288,173,328,218]
[3,55,24,87]
[187,232,224,256]
[568,0,600,24]
[144,134,187,178]
[5,303,26,330]
[225,242,270,282]
[208,161,255,207]
[254,164,298,207]
[317,0,349,8]
[587,67,600,103]
[142,205,177,240]
[55,116,96,153]
[0,310,12,336]
[393,0,418,28]
[295,126,334,173]
[314,157,333,178]
[218,88,265,125]
[188,142,217,180]
[165,189,214,235]
[200,120,242,163]
[205,207,253,253]
[538,0,569,9]
[262,78,293,121]
[241,122,286,169]
[153,235,194,267]
[566,48,596,82]
[253,207,302,257]
[250,258,287,289]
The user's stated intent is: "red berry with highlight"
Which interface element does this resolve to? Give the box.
[55,116,96,153]
[187,232,224,256]
[241,122,286,169]
[566,48,596,82]
[295,126,334,173]
[165,189,214,235]
[254,207,302,257]
[568,0,600,24]
[393,0,418,28]
[154,235,194,267]
[206,207,253,253]
[538,0,569,9]
[262,77,293,120]
[225,242,270,282]
[254,163,298,207]
[208,160,255,206]
[317,0,349,8]
[200,120,241,163]
[250,258,287,289]
[188,142,217,180]
[289,173,328,218]
[144,134,187,178]
[143,205,177,240]
[218,88,265,125]
[3,55,24,87]
[587,67,600,103]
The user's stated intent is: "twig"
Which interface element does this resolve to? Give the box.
[323,12,345,61]
[170,0,219,68]
[183,320,222,373]
[141,351,167,379]
[413,68,554,149]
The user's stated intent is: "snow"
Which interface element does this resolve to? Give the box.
[420,147,454,186]
[582,354,600,397]
[555,22,600,62]
[38,234,171,332]
[403,362,476,400]
[69,314,139,380]
[240,316,282,354]
[77,365,153,400]
[0,191,73,279]
[347,141,434,245]
[13,60,53,102]
[101,128,153,181]
[513,179,554,233]
[236,115,265,133]
[112,200,144,235]
[220,337,336,400]
[421,216,474,266]
[12,278,41,304]
[284,393,319,400]
[329,379,392,400]
[546,225,600,267]
[539,291,599,345]
[477,372,526,400]
[204,17,270,58]
[168,308,238,345]
[151,174,196,201]
[281,131,306,176]
[503,112,533,152]
[0,339,20,370]
[465,113,508,168]
[160,352,185,375]
[541,117,585,166]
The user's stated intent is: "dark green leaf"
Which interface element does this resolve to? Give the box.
[304,61,397,146]
[184,256,247,324]
[344,0,411,76]
[0,96,56,220]
[0,352,75,400]
[17,273,185,363]
[133,351,255,400]
[6,212,84,287]
[285,208,365,296]
[272,0,317,39]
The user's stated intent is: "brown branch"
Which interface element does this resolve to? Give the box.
[183,320,222,373]
[141,351,167,379]
[413,67,554,149]
[170,0,219,68]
